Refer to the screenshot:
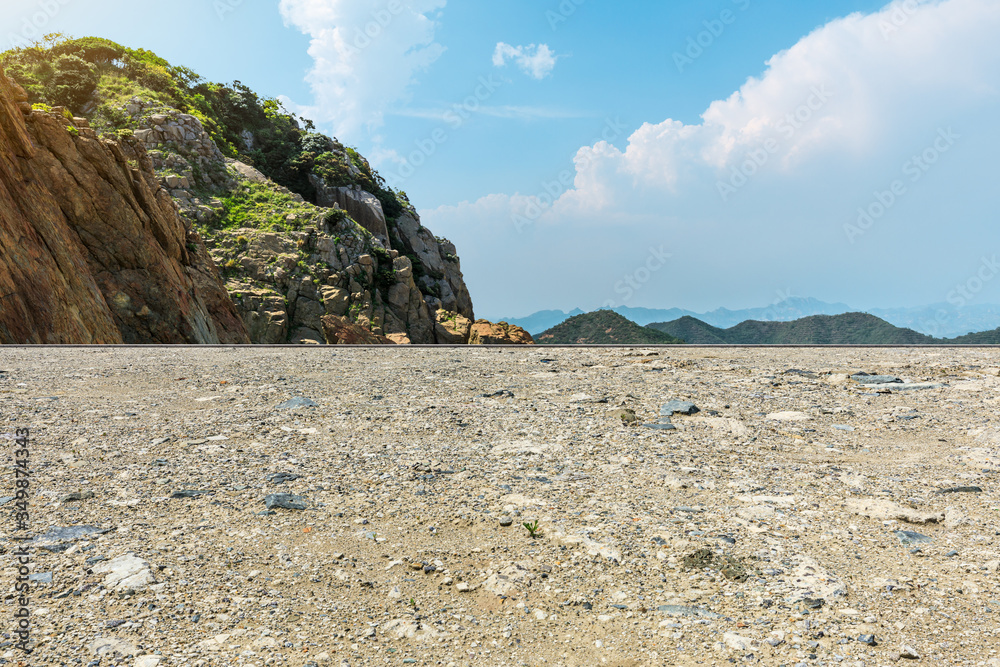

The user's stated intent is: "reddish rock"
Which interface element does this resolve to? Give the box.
[321,315,396,345]
[468,320,535,345]
[434,309,472,344]
[0,70,248,344]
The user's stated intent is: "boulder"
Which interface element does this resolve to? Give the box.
[468,320,535,345]
[435,309,472,344]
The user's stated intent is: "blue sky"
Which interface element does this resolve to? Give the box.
[9,0,1000,320]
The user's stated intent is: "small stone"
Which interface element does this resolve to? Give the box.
[894,530,932,546]
[899,645,920,660]
[170,489,214,499]
[89,637,138,658]
[660,400,700,416]
[851,374,902,384]
[60,490,95,502]
[275,396,319,410]
[857,634,877,646]
[263,493,307,510]
[657,605,725,619]
[643,422,676,431]
[91,554,155,590]
[456,582,471,592]
[937,486,983,494]
[265,472,303,484]
[28,572,53,583]
[480,390,514,399]
[499,516,513,527]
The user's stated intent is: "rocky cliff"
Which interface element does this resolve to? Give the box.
[123,106,496,345]
[0,70,247,344]
[1,37,534,345]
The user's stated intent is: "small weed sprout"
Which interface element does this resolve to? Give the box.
[523,520,541,538]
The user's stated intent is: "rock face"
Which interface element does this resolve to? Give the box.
[390,213,474,320]
[310,177,389,243]
[320,315,395,345]
[0,71,248,344]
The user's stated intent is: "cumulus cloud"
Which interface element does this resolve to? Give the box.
[492,42,558,79]
[278,0,447,141]
[425,0,1000,317]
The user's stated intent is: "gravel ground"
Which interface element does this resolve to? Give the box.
[1,346,999,667]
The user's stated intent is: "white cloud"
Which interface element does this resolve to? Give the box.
[278,0,447,141]
[425,0,1000,317]
[492,42,558,79]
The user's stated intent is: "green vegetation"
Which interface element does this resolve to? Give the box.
[946,328,1000,344]
[1,34,409,215]
[370,246,396,294]
[537,310,684,345]
[523,520,541,538]
[213,182,318,233]
[646,313,936,345]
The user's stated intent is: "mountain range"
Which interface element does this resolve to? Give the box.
[536,310,1000,345]
[502,297,1000,338]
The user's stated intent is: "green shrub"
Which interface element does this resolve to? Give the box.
[65,125,79,137]
[50,54,98,113]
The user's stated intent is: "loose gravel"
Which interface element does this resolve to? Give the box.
[1,347,999,667]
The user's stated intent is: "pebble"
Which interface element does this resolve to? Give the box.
[275,396,319,409]
[660,400,700,416]
[894,530,933,546]
[266,472,304,484]
[263,493,307,510]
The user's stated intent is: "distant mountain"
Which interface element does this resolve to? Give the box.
[503,297,851,335]
[504,298,1000,338]
[648,313,936,345]
[537,311,684,345]
[867,303,1000,339]
[946,328,1000,344]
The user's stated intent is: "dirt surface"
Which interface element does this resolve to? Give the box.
[1,347,999,667]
